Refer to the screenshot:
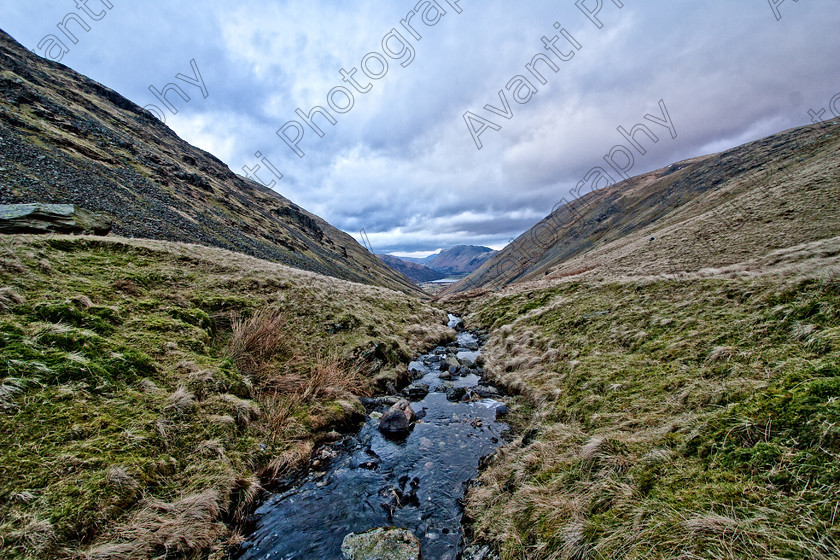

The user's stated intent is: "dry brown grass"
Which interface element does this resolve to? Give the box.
[164,386,195,415]
[228,475,263,525]
[300,353,370,401]
[217,393,260,427]
[226,308,290,379]
[84,490,227,560]
[0,239,27,275]
[4,516,56,557]
[261,441,315,481]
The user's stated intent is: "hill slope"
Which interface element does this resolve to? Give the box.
[0,234,451,560]
[445,122,840,294]
[461,254,840,558]
[0,29,418,295]
[377,254,445,283]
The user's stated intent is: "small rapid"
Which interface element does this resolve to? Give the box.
[235,315,507,559]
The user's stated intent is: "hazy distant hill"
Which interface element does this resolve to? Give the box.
[444,122,840,294]
[426,245,497,275]
[0,29,419,295]
[395,245,497,276]
[377,254,445,283]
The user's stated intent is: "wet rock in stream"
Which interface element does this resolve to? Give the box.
[379,400,417,437]
[341,527,421,560]
[402,383,430,400]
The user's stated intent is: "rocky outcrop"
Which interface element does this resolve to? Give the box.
[341,527,422,560]
[0,204,111,235]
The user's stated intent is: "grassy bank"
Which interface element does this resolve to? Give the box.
[0,235,451,560]
[463,271,840,558]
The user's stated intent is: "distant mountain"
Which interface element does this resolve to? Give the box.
[378,245,496,283]
[425,245,497,275]
[377,254,445,283]
[0,29,419,295]
[397,255,431,265]
[443,122,840,294]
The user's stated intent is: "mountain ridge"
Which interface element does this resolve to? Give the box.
[376,253,445,283]
[443,122,840,296]
[390,245,497,275]
[0,28,420,295]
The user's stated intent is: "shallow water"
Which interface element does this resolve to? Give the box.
[236,316,506,560]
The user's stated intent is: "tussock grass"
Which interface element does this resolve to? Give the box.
[0,234,452,560]
[465,272,840,559]
[227,307,289,378]
[0,286,24,312]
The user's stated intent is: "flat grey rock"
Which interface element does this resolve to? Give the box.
[0,203,111,235]
[341,527,421,560]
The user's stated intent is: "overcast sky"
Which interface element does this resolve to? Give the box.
[2,1,838,256]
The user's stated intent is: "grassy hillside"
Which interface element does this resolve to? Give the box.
[0,29,419,295]
[459,243,840,558]
[0,234,451,560]
[446,121,840,294]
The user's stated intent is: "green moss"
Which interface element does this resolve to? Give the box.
[31,301,116,334]
[466,275,840,559]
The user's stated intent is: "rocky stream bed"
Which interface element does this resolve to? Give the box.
[235,315,507,559]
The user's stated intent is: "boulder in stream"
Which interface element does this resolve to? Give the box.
[341,527,421,560]
[393,399,417,423]
[494,404,510,418]
[378,399,417,436]
[446,387,467,402]
[473,386,501,399]
[402,383,429,400]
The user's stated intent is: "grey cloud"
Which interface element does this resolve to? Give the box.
[3,0,839,254]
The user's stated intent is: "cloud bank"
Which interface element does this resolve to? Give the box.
[3,0,838,253]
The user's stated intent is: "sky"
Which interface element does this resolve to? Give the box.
[1,0,838,256]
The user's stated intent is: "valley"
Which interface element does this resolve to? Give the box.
[1,13,839,560]
[378,246,498,288]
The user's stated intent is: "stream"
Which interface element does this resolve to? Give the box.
[235,315,507,559]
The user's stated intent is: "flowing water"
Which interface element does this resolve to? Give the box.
[236,315,507,559]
